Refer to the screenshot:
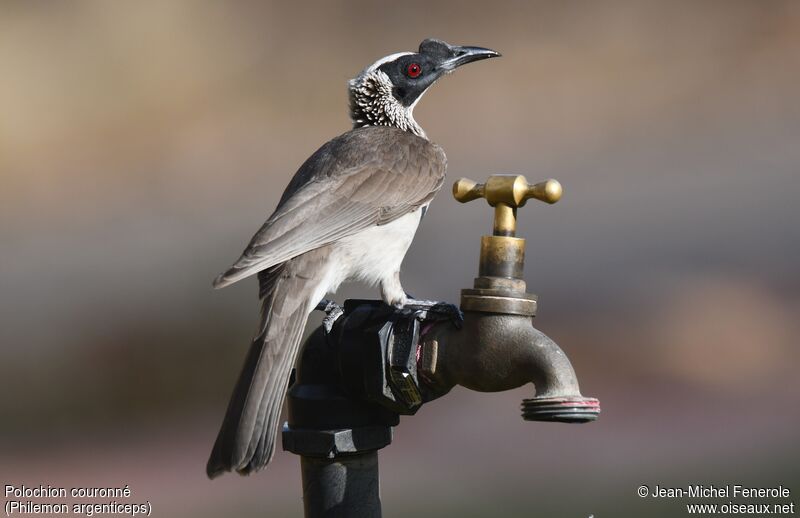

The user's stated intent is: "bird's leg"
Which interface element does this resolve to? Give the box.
[380,272,407,308]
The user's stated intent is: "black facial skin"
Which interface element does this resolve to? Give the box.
[378,53,442,107]
[377,38,499,108]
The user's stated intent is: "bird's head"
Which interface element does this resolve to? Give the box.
[349,38,500,139]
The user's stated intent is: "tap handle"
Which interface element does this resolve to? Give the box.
[453,175,562,236]
[453,175,562,207]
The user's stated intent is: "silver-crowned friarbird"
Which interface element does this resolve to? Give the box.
[207,38,499,478]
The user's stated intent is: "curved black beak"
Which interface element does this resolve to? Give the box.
[419,38,500,73]
[441,45,501,71]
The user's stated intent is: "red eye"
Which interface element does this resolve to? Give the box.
[406,63,422,78]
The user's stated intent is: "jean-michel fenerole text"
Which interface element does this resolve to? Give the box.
[650,485,790,499]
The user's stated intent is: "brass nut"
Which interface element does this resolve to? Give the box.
[460,290,538,316]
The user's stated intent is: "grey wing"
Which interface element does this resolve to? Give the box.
[214,130,446,289]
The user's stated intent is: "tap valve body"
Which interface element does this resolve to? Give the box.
[451,174,600,422]
[453,175,562,315]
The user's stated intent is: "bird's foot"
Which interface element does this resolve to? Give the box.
[398,296,464,329]
[387,294,408,309]
[315,299,344,333]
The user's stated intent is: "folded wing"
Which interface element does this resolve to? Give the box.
[214,127,447,289]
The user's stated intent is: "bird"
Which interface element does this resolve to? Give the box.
[207,38,499,478]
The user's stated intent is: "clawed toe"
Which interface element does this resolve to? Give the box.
[315,299,344,332]
[402,299,464,328]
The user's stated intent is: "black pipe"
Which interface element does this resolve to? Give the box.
[301,452,381,518]
[283,318,397,518]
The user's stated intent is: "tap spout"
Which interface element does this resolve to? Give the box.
[419,311,600,423]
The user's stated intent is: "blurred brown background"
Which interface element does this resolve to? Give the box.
[1,1,799,516]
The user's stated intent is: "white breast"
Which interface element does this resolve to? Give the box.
[326,208,424,291]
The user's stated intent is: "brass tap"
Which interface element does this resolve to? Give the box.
[452,175,563,315]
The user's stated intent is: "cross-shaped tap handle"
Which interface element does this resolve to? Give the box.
[452,175,562,236]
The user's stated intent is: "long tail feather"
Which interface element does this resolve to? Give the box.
[207,257,323,477]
